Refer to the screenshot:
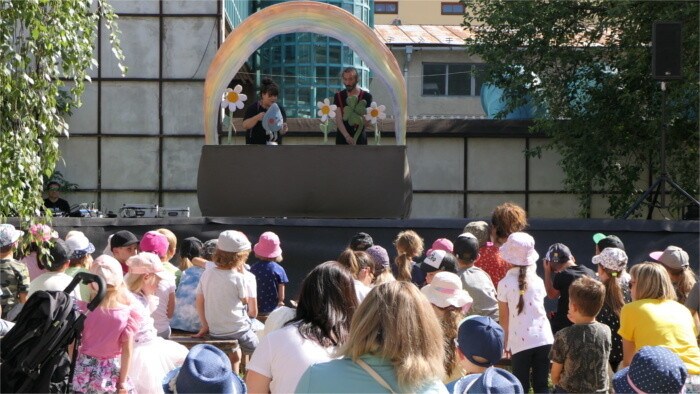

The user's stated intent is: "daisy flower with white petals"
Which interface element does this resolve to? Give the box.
[316,98,337,122]
[364,101,386,124]
[221,85,247,111]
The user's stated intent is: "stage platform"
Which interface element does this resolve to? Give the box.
[13,217,698,298]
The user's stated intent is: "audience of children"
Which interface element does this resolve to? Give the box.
[497,232,553,393]
[453,233,499,321]
[421,271,472,383]
[249,232,288,318]
[247,261,358,393]
[3,200,700,394]
[549,276,611,393]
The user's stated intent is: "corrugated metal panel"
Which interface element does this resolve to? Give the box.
[374,25,468,45]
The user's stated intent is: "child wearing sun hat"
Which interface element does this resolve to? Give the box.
[497,232,553,394]
[250,231,288,317]
[421,271,473,383]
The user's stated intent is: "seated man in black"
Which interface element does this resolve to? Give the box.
[334,67,372,145]
[43,181,70,216]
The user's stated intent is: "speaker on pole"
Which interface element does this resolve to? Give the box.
[652,21,682,80]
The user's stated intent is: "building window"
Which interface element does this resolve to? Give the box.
[441,2,464,15]
[422,63,484,96]
[375,1,398,14]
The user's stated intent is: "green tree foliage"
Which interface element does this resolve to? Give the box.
[465,1,698,218]
[0,0,124,224]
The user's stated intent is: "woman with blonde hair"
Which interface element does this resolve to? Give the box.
[619,262,700,379]
[490,202,528,247]
[392,230,426,286]
[295,281,446,393]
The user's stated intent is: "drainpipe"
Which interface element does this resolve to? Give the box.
[404,45,412,115]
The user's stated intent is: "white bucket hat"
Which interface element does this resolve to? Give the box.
[499,232,539,266]
[421,271,473,309]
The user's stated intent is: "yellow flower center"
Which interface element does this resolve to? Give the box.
[227,92,239,102]
[370,109,379,117]
[321,106,330,115]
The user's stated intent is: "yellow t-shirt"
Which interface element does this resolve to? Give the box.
[619,298,700,374]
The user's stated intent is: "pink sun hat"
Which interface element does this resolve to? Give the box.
[427,238,454,255]
[254,231,282,259]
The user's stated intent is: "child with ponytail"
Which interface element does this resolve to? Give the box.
[592,247,631,372]
[392,230,426,286]
[649,245,696,304]
[496,232,553,393]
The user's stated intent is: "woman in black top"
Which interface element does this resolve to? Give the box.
[242,78,288,144]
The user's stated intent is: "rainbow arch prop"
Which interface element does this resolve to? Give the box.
[203,1,407,145]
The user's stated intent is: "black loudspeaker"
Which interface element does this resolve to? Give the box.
[652,21,682,80]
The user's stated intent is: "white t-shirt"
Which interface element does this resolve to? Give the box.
[248,323,336,393]
[242,269,257,299]
[497,266,553,355]
[153,276,176,333]
[354,279,371,304]
[196,267,249,336]
[28,271,81,301]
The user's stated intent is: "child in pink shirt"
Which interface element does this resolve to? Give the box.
[73,255,141,393]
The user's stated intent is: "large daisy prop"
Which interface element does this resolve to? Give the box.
[364,102,386,145]
[221,85,247,112]
[317,98,337,144]
[221,85,247,144]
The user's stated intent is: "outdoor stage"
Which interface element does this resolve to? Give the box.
[32,216,700,298]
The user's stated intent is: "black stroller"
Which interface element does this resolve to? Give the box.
[0,272,105,393]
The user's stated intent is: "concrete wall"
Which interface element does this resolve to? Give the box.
[369,47,485,117]
[58,3,219,218]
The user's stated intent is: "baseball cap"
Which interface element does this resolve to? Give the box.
[595,234,625,251]
[421,272,472,309]
[427,238,454,255]
[544,243,572,263]
[456,316,505,368]
[45,238,70,270]
[180,237,203,260]
[90,255,124,287]
[66,233,95,260]
[350,232,374,251]
[453,233,480,262]
[365,245,390,268]
[217,230,251,253]
[420,250,458,273]
[110,230,139,249]
[140,231,169,258]
[126,252,171,280]
[254,232,283,259]
[649,246,689,269]
[453,367,523,394]
[202,239,218,260]
[592,247,628,272]
[0,224,23,248]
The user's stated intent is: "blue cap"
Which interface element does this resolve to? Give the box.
[612,346,687,394]
[162,344,246,393]
[453,367,524,394]
[457,316,504,367]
